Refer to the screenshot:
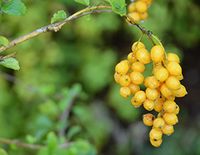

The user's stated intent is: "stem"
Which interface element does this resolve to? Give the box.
[0,5,112,53]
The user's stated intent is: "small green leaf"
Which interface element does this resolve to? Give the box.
[2,0,27,16]
[108,0,126,16]
[47,132,58,154]
[0,36,9,46]
[0,57,20,70]
[75,0,90,6]
[0,148,8,155]
[51,10,67,24]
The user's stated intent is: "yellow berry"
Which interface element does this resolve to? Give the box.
[160,84,173,98]
[131,61,145,72]
[150,138,162,147]
[143,113,155,126]
[129,83,140,94]
[115,60,130,75]
[135,1,148,13]
[162,124,174,135]
[133,90,146,103]
[128,12,141,23]
[166,61,182,76]
[172,84,187,97]
[175,105,180,114]
[154,98,164,112]
[127,52,137,63]
[135,48,151,64]
[153,117,165,128]
[130,71,144,85]
[114,72,121,83]
[154,67,169,82]
[140,12,148,20]
[146,88,159,100]
[120,87,131,98]
[165,76,181,90]
[132,41,145,52]
[167,53,180,63]
[143,99,154,111]
[141,0,152,5]
[131,99,142,108]
[163,100,177,113]
[128,3,136,12]
[119,74,131,87]
[176,74,183,80]
[144,76,160,89]
[163,113,178,125]
[149,128,163,140]
[150,45,165,63]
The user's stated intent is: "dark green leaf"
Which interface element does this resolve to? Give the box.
[108,0,126,16]
[51,10,67,24]
[0,57,20,70]
[75,0,90,6]
[0,36,9,46]
[2,0,27,16]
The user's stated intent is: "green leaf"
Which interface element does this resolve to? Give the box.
[75,0,90,6]
[0,148,8,155]
[51,10,67,24]
[0,36,9,46]
[108,0,126,16]
[47,132,58,154]
[0,57,20,70]
[2,0,27,16]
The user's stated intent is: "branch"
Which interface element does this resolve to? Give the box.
[0,5,112,53]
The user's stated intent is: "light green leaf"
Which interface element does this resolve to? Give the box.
[0,57,20,70]
[51,10,67,24]
[108,0,126,16]
[47,132,58,154]
[0,36,9,46]
[75,0,90,6]
[2,0,27,16]
[0,148,8,155]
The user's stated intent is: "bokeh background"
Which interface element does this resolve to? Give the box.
[0,0,200,155]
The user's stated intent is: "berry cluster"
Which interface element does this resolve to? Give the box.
[114,41,187,147]
[128,0,152,22]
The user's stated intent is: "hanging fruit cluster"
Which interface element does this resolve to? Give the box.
[128,0,153,22]
[114,41,187,147]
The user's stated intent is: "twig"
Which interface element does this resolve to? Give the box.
[0,6,112,53]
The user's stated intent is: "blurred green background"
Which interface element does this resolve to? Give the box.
[0,0,200,155]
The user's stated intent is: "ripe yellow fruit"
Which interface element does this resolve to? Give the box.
[162,124,174,135]
[154,98,164,112]
[132,41,145,52]
[154,67,169,82]
[129,84,140,94]
[163,100,177,113]
[153,117,165,128]
[119,74,131,87]
[128,3,136,12]
[150,45,165,63]
[167,53,180,63]
[131,61,145,72]
[120,87,131,98]
[175,105,180,114]
[130,71,144,85]
[165,76,181,90]
[160,84,173,98]
[135,1,148,13]
[131,99,143,108]
[163,113,178,125]
[144,76,160,89]
[127,52,137,63]
[140,12,148,20]
[172,85,187,97]
[135,48,151,64]
[128,12,141,23]
[166,61,182,76]
[143,113,155,126]
[143,99,154,111]
[150,138,162,147]
[133,90,146,103]
[114,72,121,83]
[141,0,152,5]
[149,128,163,140]
[115,60,130,74]
[146,88,159,100]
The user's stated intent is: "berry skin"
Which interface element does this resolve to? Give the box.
[132,41,145,52]
[131,61,145,72]
[154,98,164,112]
[140,12,148,20]
[150,45,165,63]
[143,99,155,111]
[172,85,187,97]
[127,52,137,63]
[153,117,165,128]
[131,99,143,108]
[115,60,130,75]
[166,61,182,76]
[143,113,155,126]
[167,53,180,63]
[175,105,180,114]
[130,71,144,85]
[128,12,141,23]
[165,76,181,90]
[120,87,131,98]
[163,113,178,125]
[128,3,136,12]
[146,88,159,101]
[133,90,146,103]
[163,100,177,113]
[144,76,160,89]
[129,83,140,94]
[135,1,148,13]
[135,48,151,64]
[150,138,162,147]
[119,74,131,87]
[160,84,173,98]
[114,72,121,83]
[149,128,163,140]
[162,124,174,135]
[154,67,169,82]
[141,0,152,5]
